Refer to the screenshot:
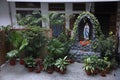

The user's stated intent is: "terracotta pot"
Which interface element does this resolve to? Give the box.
[9,59,16,66]
[85,70,92,75]
[39,65,44,70]
[93,69,99,75]
[100,71,106,77]
[47,68,54,74]
[60,70,66,74]
[19,59,25,65]
[105,68,110,74]
[35,58,43,65]
[28,67,34,72]
[68,59,75,64]
[54,67,60,72]
[35,68,42,73]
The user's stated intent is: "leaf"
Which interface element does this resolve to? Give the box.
[19,39,28,51]
[7,50,19,59]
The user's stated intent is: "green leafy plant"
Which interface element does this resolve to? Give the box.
[57,32,72,54]
[57,32,68,43]
[83,65,95,74]
[49,12,65,25]
[16,10,42,27]
[97,57,111,71]
[83,55,112,76]
[6,50,19,59]
[43,55,54,70]
[24,56,36,68]
[8,31,23,49]
[92,32,116,59]
[83,55,98,74]
[54,56,69,71]
[23,27,47,58]
[47,39,65,59]
[7,31,28,59]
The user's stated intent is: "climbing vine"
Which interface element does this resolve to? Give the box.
[71,11,103,40]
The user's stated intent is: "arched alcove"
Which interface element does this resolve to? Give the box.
[77,17,93,41]
[72,11,103,42]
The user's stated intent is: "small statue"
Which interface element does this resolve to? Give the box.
[83,23,89,40]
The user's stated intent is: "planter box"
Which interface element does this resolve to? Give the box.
[43,29,52,38]
[11,28,52,38]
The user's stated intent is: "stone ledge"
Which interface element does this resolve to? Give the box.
[69,49,100,62]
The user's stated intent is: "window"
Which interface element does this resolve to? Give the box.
[49,3,65,11]
[73,3,85,11]
[15,2,41,17]
[15,2,42,27]
[16,10,33,17]
[16,2,40,8]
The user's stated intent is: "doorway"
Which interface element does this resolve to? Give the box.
[95,2,117,36]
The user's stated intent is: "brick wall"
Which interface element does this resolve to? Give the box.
[0,31,6,66]
[116,3,120,53]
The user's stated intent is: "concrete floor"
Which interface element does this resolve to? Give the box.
[0,62,117,80]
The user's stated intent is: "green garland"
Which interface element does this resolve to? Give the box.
[71,11,103,40]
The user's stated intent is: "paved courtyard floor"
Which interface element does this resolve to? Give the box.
[0,62,119,80]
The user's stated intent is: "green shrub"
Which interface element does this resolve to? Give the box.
[23,27,48,58]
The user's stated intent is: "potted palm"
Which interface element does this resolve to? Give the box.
[98,57,111,77]
[83,64,95,75]
[24,56,36,72]
[83,55,99,75]
[54,56,69,74]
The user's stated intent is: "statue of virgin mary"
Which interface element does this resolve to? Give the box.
[83,23,89,40]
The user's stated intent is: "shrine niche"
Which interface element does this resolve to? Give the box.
[72,11,103,43]
[69,12,103,62]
